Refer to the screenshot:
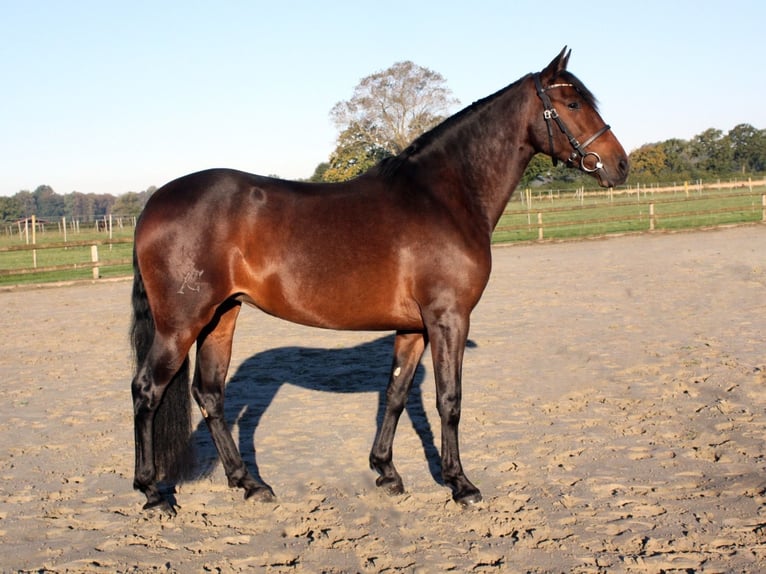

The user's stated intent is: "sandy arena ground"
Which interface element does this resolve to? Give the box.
[1,225,765,573]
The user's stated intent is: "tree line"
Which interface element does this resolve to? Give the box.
[2,61,764,223]
[511,123,766,190]
[0,186,155,224]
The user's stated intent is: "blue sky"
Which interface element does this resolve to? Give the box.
[1,0,764,196]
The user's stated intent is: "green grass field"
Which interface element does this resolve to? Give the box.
[1,185,764,286]
[0,228,134,286]
[492,187,764,243]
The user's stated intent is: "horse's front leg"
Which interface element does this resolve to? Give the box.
[370,330,427,495]
[192,301,275,502]
[426,309,482,505]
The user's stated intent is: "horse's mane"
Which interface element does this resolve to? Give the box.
[370,69,598,180]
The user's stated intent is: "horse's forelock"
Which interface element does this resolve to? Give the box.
[557,70,599,112]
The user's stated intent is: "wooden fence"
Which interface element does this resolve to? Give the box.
[523,176,766,202]
[0,238,133,279]
[495,190,766,241]
[5,214,137,239]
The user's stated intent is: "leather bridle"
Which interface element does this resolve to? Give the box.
[533,73,611,173]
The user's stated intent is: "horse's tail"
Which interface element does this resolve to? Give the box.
[130,247,194,481]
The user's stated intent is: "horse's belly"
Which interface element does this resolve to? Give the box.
[240,271,423,331]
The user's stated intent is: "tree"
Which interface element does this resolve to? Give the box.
[728,123,766,173]
[113,191,145,217]
[92,194,116,218]
[65,192,96,220]
[33,185,65,217]
[307,162,330,183]
[519,154,553,187]
[660,138,694,179]
[323,122,391,182]
[691,128,733,173]
[326,61,458,180]
[14,190,35,217]
[0,195,22,221]
[628,143,668,180]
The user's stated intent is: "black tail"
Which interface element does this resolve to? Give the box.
[130,249,193,481]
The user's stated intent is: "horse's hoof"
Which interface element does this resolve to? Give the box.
[454,489,483,506]
[142,497,178,516]
[244,486,276,502]
[376,476,405,496]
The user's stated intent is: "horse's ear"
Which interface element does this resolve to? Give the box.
[540,46,571,80]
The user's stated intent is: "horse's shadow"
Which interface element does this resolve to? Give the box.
[189,334,455,489]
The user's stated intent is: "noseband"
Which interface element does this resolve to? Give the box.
[533,73,611,173]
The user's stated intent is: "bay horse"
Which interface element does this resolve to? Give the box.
[131,47,629,511]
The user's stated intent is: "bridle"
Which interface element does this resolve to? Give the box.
[533,73,611,173]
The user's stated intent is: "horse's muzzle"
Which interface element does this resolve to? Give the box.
[595,155,629,188]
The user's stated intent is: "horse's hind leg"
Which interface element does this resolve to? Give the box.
[370,330,427,495]
[132,337,193,511]
[192,299,275,502]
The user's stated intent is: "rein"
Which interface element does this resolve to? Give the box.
[533,73,611,173]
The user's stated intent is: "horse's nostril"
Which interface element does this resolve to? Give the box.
[619,158,629,174]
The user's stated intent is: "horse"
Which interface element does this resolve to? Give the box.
[130,47,629,512]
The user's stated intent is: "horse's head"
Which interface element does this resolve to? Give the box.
[530,47,629,187]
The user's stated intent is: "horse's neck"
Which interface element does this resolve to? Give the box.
[416,80,537,233]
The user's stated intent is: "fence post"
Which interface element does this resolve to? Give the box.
[537,212,543,240]
[31,215,37,268]
[649,203,655,231]
[91,245,100,279]
[762,194,766,223]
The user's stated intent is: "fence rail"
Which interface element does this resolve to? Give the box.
[0,257,132,277]
[0,237,133,253]
[0,239,132,279]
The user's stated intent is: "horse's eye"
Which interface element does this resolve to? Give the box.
[567,101,581,110]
